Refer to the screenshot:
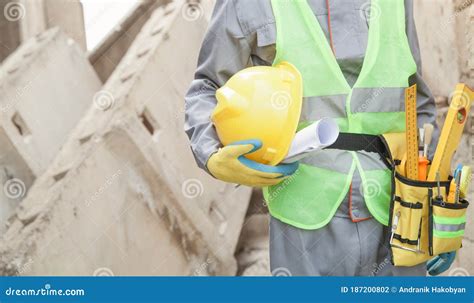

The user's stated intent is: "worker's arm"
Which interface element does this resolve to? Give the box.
[405,0,440,160]
[184,0,252,172]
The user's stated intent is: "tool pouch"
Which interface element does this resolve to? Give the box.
[380,133,470,267]
[431,196,468,256]
[328,132,470,267]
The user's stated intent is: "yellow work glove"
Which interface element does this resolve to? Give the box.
[207,140,299,187]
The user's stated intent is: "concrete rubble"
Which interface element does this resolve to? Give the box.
[0,0,472,277]
[415,0,473,276]
[0,0,86,62]
[0,0,251,276]
[88,0,169,82]
[0,28,101,235]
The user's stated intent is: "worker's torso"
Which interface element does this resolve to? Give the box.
[236,0,416,229]
[238,0,368,77]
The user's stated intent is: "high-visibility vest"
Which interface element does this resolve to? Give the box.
[263,0,417,230]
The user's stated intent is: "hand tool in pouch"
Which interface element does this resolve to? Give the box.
[459,166,472,199]
[447,165,463,203]
[434,171,444,204]
[405,84,419,180]
[427,84,473,181]
[418,123,433,181]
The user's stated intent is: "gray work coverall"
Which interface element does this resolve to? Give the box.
[184,0,439,276]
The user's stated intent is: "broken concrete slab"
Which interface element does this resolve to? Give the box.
[0,0,22,62]
[0,27,101,175]
[0,27,101,235]
[0,0,251,276]
[0,127,34,235]
[414,0,473,96]
[0,0,86,63]
[20,0,86,50]
[88,0,169,82]
[0,110,249,275]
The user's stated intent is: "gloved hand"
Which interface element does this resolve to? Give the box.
[427,251,456,276]
[207,139,298,187]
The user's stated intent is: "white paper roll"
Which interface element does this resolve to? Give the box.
[282,118,339,163]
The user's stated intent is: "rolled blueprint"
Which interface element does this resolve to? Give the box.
[282,118,339,163]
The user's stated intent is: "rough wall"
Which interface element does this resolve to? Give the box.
[0,0,86,63]
[0,0,22,62]
[415,0,473,276]
[0,0,251,276]
[88,0,169,82]
[0,28,101,235]
[20,0,87,50]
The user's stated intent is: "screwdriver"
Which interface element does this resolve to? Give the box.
[418,124,433,181]
[435,171,443,202]
[447,165,462,203]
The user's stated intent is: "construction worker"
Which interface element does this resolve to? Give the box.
[185,0,453,276]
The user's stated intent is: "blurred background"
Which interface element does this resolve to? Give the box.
[0,0,472,276]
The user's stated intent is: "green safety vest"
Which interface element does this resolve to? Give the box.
[263,0,417,229]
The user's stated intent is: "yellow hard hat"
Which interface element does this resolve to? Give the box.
[212,62,303,165]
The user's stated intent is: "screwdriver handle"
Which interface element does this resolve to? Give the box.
[423,123,434,158]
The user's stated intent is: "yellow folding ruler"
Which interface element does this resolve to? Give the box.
[427,84,473,181]
[405,84,418,180]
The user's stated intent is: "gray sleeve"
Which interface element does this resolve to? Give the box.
[184,0,252,172]
[405,0,440,160]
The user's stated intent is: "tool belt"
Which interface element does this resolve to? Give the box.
[329,132,470,267]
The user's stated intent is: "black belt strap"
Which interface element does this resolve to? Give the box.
[326,132,388,156]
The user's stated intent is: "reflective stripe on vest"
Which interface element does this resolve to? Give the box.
[263,0,417,230]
